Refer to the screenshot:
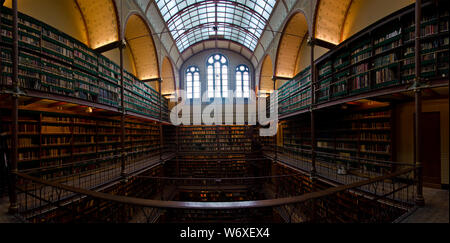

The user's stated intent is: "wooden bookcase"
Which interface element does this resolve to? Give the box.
[277,0,449,118]
[0,108,161,180]
[278,66,312,116]
[0,6,169,121]
[177,125,253,153]
[315,106,394,173]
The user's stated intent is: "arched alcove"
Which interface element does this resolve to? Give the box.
[260,55,274,93]
[124,14,159,81]
[161,57,176,96]
[275,12,309,80]
[75,0,119,48]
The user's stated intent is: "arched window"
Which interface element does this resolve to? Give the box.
[207,54,229,98]
[236,65,250,98]
[186,66,200,99]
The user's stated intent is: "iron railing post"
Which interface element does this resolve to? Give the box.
[309,36,317,182]
[119,41,127,179]
[272,77,278,164]
[158,78,163,162]
[414,0,425,206]
[8,0,19,214]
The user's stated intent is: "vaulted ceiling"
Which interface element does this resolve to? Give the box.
[75,0,119,49]
[276,12,308,78]
[154,0,276,53]
[125,14,160,80]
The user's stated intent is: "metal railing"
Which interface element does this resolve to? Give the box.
[14,166,417,223]
[262,145,415,185]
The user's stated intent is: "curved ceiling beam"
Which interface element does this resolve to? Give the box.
[155,0,276,52]
[179,39,256,64]
[174,22,260,45]
[75,0,120,49]
[125,14,160,80]
[166,0,268,26]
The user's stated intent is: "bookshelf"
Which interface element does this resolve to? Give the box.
[176,125,253,153]
[165,154,251,178]
[0,6,169,122]
[281,116,311,161]
[316,106,394,173]
[277,0,448,119]
[277,66,312,116]
[0,108,161,180]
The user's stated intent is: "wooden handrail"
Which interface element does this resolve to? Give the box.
[15,167,416,210]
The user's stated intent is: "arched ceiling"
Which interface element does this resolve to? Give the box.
[125,14,159,80]
[161,57,176,95]
[179,39,256,67]
[154,0,276,53]
[259,55,274,92]
[275,12,308,78]
[75,0,119,49]
[314,0,353,45]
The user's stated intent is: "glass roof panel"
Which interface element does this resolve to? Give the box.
[155,0,276,52]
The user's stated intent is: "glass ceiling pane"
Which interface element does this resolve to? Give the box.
[155,0,275,52]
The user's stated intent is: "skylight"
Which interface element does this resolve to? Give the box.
[155,0,276,53]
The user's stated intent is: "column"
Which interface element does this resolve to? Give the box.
[8,0,19,214]
[414,0,425,206]
[272,77,278,164]
[119,41,126,178]
[158,78,163,162]
[309,37,317,179]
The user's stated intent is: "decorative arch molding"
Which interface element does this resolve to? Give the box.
[124,13,160,80]
[177,39,256,70]
[75,0,120,49]
[275,10,309,79]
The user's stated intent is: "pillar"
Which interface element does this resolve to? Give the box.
[8,0,19,214]
[414,0,425,206]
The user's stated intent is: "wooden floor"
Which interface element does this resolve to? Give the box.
[0,197,23,223]
[399,187,449,223]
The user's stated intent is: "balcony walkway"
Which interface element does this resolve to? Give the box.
[399,187,449,223]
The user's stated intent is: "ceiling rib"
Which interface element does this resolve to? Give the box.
[155,0,276,53]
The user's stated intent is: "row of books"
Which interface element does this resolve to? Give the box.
[1,110,163,174]
[279,108,394,163]
[296,3,449,110]
[374,28,402,46]
[360,133,391,141]
[1,7,169,121]
[278,67,312,115]
[360,144,391,154]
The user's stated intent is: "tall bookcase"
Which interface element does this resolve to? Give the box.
[0,6,169,121]
[0,108,161,180]
[177,125,252,153]
[277,0,448,118]
[281,115,312,161]
[315,106,394,173]
[278,66,312,116]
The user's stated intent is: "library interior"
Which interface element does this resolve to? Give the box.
[0,0,448,224]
